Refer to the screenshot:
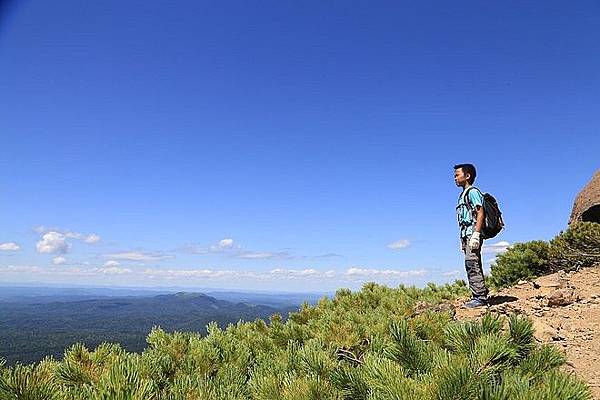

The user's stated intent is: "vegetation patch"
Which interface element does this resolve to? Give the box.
[0,281,591,399]
[490,222,600,289]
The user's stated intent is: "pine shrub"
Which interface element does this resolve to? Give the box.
[549,221,600,271]
[489,241,550,288]
[0,281,592,399]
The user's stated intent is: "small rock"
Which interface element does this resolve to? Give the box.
[412,301,430,314]
[547,288,580,307]
[533,320,558,342]
[432,302,456,317]
[413,301,456,317]
[518,280,528,285]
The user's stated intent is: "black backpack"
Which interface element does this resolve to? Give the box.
[464,187,505,239]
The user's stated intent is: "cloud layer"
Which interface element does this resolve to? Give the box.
[141,266,427,283]
[179,238,296,260]
[0,265,428,285]
[482,241,511,255]
[104,252,172,262]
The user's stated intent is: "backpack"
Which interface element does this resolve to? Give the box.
[464,187,505,239]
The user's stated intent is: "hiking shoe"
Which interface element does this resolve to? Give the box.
[462,297,488,309]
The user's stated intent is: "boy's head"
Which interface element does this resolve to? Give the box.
[454,163,476,187]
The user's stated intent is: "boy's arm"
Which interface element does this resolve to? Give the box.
[468,189,485,234]
[475,206,485,233]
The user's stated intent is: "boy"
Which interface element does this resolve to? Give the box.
[454,163,489,308]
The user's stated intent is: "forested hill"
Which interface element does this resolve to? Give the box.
[0,292,295,366]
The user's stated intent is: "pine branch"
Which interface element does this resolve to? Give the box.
[336,349,363,365]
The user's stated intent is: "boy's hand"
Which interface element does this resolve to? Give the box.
[469,231,481,250]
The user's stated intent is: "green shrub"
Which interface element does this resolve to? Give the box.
[0,282,592,399]
[549,222,600,271]
[490,241,550,289]
[489,222,600,289]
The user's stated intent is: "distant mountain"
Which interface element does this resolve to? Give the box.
[205,290,328,308]
[0,286,328,306]
[0,292,295,366]
[0,285,173,303]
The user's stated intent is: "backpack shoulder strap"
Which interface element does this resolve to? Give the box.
[463,186,484,211]
[463,187,474,211]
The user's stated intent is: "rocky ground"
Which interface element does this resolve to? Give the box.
[455,264,600,399]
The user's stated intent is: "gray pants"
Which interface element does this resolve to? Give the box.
[461,236,489,298]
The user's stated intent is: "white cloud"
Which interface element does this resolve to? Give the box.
[35,226,80,237]
[0,242,20,251]
[0,264,131,277]
[482,241,511,255]
[180,238,294,260]
[84,234,101,244]
[142,267,336,281]
[181,238,239,255]
[386,239,411,250]
[34,227,101,251]
[0,265,44,274]
[95,266,132,275]
[140,266,427,283]
[345,267,426,279]
[209,238,238,253]
[269,268,336,279]
[442,270,462,277]
[0,263,430,288]
[238,251,293,260]
[53,256,66,265]
[179,244,210,255]
[0,265,78,276]
[104,251,172,262]
[36,232,71,254]
[104,260,120,267]
[34,226,48,234]
[142,268,249,280]
[218,238,234,248]
[312,253,343,259]
[64,231,82,239]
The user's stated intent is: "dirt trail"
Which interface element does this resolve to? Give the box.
[455,265,600,399]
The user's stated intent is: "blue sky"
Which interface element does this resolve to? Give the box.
[1,1,598,291]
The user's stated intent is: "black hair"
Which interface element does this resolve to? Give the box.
[454,163,476,184]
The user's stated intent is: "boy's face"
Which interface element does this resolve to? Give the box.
[454,168,469,187]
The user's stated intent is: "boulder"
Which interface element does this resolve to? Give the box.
[569,170,600,224]
[546,287,580,307]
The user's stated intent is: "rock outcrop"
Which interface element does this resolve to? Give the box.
[569,170,600,225]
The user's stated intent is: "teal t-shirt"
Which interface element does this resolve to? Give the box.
[457,186,484,238]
